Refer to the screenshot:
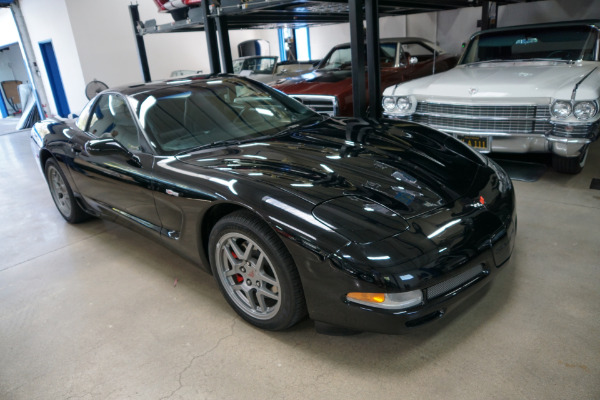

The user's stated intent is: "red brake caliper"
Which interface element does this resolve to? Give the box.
[231,251,244,283]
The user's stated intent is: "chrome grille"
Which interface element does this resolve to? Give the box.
[552,123,598,137]
[413,102,552,135]
[426,264,487,300]
[291,95,338,116]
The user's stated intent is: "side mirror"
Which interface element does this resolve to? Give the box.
[85,138,141,167]
[409,56,419,65]
[85,138,125,155]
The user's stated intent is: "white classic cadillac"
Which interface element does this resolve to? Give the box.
[382,20,600,173]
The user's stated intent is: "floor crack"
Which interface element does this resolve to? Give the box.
[160,318,237,400]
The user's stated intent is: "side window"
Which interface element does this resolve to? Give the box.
[88,94,139,150]
[401,43,435,63]
[380,43,397,67]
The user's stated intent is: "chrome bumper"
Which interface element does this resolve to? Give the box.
[388,115,599,158]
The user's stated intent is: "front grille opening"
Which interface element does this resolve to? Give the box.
[291,95,337,116]
[426,264,488,300]
[405,310,444,328]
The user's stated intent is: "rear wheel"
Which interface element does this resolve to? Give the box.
[45,158,89,223]
[209,211,306,330]
[552,146,589,174]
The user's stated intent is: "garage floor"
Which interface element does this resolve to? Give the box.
[1,121,599,399]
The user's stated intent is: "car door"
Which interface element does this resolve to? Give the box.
[68,93,162,235]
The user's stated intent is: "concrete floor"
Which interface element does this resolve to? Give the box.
[1,119,599,399]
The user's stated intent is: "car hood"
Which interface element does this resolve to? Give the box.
[384,61,600,101]
[176,119,483,220]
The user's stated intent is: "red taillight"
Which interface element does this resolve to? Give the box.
[479,196,485,205]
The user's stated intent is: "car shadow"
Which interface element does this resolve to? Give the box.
[490,153,550,182]
[71,215,519,376]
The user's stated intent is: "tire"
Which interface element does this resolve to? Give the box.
[45,158,89,223]
[552,146,589,174]
[209,210,307,330]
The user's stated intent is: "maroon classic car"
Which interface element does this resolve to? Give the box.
[271,37,457,117]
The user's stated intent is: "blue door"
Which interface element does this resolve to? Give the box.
[0,92,7,118]
[39,41,69,117]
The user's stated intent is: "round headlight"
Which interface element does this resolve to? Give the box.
[396,96,412,113]
[551,101,572,119]
[382,96,397,112]
[573,101,597,120]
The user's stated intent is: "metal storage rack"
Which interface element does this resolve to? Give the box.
[130,0,523,120]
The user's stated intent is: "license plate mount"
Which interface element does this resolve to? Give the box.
[458,135,489,152]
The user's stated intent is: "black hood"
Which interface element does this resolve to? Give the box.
[177,119,484,219]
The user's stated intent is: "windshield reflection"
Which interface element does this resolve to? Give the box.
[135,77,317,155]
[460,25,599,64]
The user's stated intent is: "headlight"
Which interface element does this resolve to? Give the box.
[551,101,572,118]
[347,290,423,310]
[396,96,412,113]
[382,96,413,114]
[573,101,597,120]
[382,96,397,112]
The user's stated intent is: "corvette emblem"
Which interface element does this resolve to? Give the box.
[468,88,478,95]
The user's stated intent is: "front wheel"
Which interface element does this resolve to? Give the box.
[552,146,589,174]
[45,158,89,223]
[209,211,307,330]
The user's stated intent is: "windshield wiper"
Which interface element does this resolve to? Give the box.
[467,59,511,65]
[521,58,574,63]
[177,138,241,155]
[469,58,573,65]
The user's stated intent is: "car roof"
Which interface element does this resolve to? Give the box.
[330,37,444,52]
[470,19,600,39]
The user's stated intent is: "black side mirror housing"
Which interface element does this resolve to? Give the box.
[85,138,141,167]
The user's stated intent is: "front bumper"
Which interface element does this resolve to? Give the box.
[300,236,513,335]
[291,189,517,334]
[385,109,599,158]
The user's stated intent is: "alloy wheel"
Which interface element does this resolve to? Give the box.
[214,232,282,320]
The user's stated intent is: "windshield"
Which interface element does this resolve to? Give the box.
[233,57,277,74]
[460,25,599,64]
[319,43,398,70]
[136,77,318,155]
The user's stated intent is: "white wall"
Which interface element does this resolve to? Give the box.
[497,0,600,26]
[308,23,351,60]
[0,43,29,85]
[18,0,87,116]
[10,0,600,117]
[308,0,600,60]
[0,8,20,47]
[63,0,279,97]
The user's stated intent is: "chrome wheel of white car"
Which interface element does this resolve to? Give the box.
[209,211,306,330]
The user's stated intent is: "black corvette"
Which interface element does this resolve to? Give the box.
[31,75,516,334]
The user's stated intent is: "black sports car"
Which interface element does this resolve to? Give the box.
[31,75,516,334]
